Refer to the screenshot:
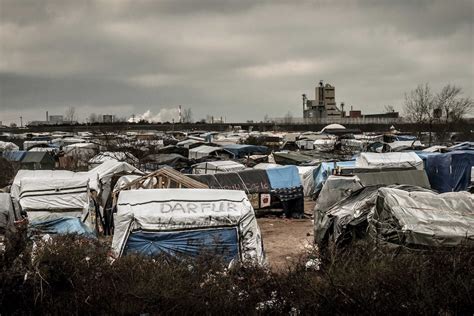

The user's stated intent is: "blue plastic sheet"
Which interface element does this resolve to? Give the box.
[314,160,356,191]
[29,216,96,238]
[222,144,269,158]
[266,165,302,189]
[419,151,474,192]
[123,227,239,262]
[2,151,26,162]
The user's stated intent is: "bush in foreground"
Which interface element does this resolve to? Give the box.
[1,236,473,314]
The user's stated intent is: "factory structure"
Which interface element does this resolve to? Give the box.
[299,80,399,124]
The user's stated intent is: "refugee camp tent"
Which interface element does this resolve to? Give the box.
[63,143,98,168]
[0,193,18,234]
[88,151,138,169]
[2,151,26,163]
[272,152,317,165]
[29,214,96,238]
[87,160,144,207]
[192,161,246,174]
[417,151,474,192]
[23,140,48,151]
[265,165,304,217]
[312,160,356,194]
[112,189,265,265]
[0,141,19,152]
[314,185,432,249]
[368,187,474,249]
[222,144,269,159]
[188,145,232,160]
[190,165,304,217]
[18,177,91,222]
[20,151,55,170]
[313,176,364,215]
[356,152,424,170]
[141,153,190,171]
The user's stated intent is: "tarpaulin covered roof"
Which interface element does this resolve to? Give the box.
[188,145,231,159]
[29,214,96,238]
[222,144,269,158]
[266,165,302,190]
[418,151,474,192]
[314,185,432,248]
[369,187,474,249]
[0,141,19,152]
[2,150,26,162]
[189,169,270,194]
[192,160,246,174]
[356,152,423,170]
[112,189,264,264]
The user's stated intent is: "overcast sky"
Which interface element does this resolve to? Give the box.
[1,0,473,124]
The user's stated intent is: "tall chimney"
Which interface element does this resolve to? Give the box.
[46,111,48,121]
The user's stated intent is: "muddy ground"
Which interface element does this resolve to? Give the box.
[257,199,316,271]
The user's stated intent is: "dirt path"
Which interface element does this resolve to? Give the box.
[257,217,314,271]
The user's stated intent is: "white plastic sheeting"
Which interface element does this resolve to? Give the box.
[18,177,89,221]
[192,161,246,174]
[356,152,424,170]
[0,141,19,152]
[297,166,319,197]
[112,189,265,265]
[88,152,138,169]
[188,145,223,159]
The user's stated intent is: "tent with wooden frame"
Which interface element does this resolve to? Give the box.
[107,167,208,235]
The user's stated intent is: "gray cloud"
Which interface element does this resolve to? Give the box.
[0,0,472,124]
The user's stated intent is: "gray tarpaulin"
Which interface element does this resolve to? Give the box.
[368,188,474,248]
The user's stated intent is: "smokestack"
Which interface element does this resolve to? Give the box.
[319,80,323,87]
[46,111,48,121]
[178,105,182,123]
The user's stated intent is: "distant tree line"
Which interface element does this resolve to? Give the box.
[403,83,473,144]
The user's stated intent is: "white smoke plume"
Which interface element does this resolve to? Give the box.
[128,108,179,123]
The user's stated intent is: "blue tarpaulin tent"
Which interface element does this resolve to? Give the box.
[2,151,27,162]
[266,165,301,189]
[29,214,96,238]
[222,144,269,158]
[417,151,474,192]
[124,228,239,262]
[313,160,356,191]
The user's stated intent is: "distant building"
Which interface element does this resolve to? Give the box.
[102,115,115,123]
[49,115,64,123]
[303,81,341,120]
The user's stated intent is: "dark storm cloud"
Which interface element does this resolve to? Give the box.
[0,0,472,124]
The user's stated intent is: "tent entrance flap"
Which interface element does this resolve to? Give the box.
[123,227,240,262]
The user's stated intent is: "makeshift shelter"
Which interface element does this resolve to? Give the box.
[312,160,356,194]
[18,177,92,224]
[0,193,18,234]
[0,141,19,152]
[140,153,190,171]
[314,185,432,249]
[29,214,96,238]
[188,145,233,160]
[222,144,269,159]
[112,189,265,265]
[356,152,423,170]
[417,151,474,192]
[63,143,98,168]
[20,151,55,170]
[192,161,246,174]
[88,151,138,169]
[272,152,316,165]
[368,187,474,249]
